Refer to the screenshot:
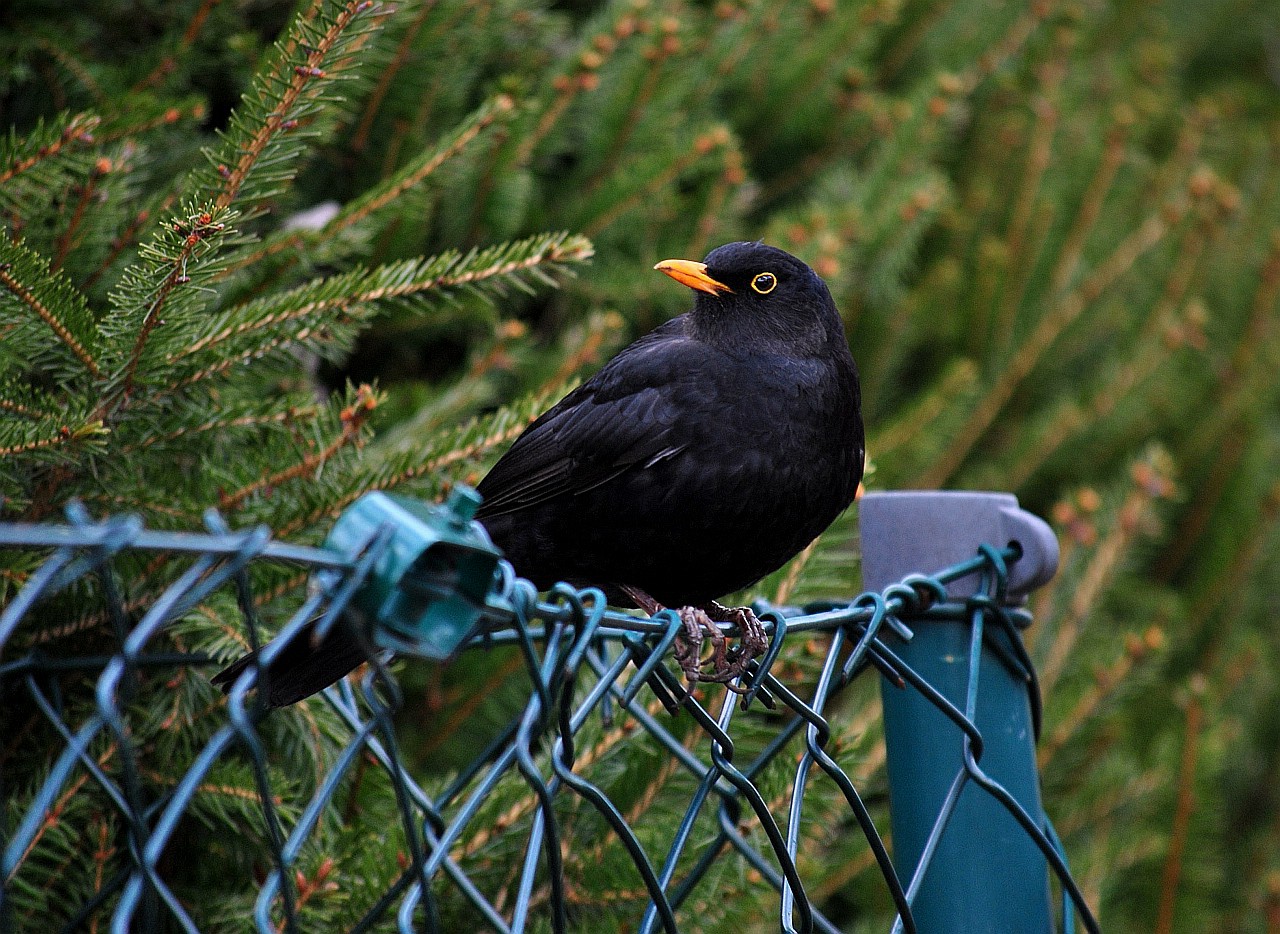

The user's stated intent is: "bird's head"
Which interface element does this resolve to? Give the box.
[655,241,844,354]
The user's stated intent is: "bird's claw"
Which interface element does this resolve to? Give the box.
[672,602,769,692]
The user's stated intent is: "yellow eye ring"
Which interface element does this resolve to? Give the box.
[751,272,777,294]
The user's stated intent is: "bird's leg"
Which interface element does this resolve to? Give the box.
[619,586,768,690]
[698,602,769,691]
[620,584,710,683]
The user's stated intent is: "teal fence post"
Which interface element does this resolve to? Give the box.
[861,491,1060,934]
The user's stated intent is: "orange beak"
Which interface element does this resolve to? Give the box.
[654,259,733,295]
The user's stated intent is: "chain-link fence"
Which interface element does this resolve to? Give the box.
[1,491,1099,932]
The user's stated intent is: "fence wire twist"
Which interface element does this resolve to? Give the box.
[0,504,1099,933]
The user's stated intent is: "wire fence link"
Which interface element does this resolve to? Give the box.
[0,501,1099,932]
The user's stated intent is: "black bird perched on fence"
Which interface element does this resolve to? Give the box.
[215,241,863,706]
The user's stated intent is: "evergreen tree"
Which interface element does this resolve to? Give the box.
[2,0,1278,930]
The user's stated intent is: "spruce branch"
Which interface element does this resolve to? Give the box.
[1155,681,1204,934]
[921,196,1192,487]
[95,102,207,146]
[170,232,591,393]
[0,112,100,190]
[95,1,390,408]
[133,0,225,92]
[24,37,106,106]
[105,200,237,405]
[223,94,518,277]
[80,194,178,294]
[580,128,736,238]
[0,237,101,378]
[1040,627,1167,768]
[206,0,387,214]
[334,95,517,237]
[992,56,1072,349]
[1154,235,1280,578]
[217,384,379,514]
[275,382,563,538]
[512,4,657,171]
[1038,454,1176,692]
[0,418,106,461]
[49,155,114,272]
[348,0,436,153]
[123,402,322,454]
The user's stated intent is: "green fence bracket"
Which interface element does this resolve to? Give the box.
[862,490,1060,934]
[325,487,509,660]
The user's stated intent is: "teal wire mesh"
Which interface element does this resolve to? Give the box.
[0,505,1098,933]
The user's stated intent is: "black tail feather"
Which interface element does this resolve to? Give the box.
[212,620,371,708]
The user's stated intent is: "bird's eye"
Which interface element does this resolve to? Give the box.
[751,272,777,294]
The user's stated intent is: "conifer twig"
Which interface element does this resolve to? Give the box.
[223,96,515,278]
[162,235,590,407]
[217,385,378,513]
[80,196,176,293]
[277,406,539,538]
[0,398,49,419]
[1154,678,1205,934]
[114,219,219,403]
[215,1,376,210]
[349,0,435,152]
[582,129,732,237]
[992,59,1066,348]
[1039,626,1164,767]
[51,158,111,271]
[134,0,224,91]
[1156,236,1280,578]
[921,199,1187,487]
[0,114,99,187]
[0,264,100,377]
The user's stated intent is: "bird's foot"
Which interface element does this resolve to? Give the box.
[674,602,768,692]
[619,585,769,692]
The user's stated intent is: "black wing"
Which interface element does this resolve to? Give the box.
[475,318,696,519]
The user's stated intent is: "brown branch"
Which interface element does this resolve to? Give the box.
[33,37,105,104]
[214,1,366,211]
[134,0,224,91]
[97,103,205,145]
[0,265,100,377]
[112,233,204,404]
[51,160,108,271]
[992,63,1066,347]
[222,96,513,277]
[412,655,526,761]
[0,397,49,419]
[179,236,587,372]
[6,744,114,883]
[80,194,177,293]
[0,421,104,459]
[1039,626,1165,767]
[276,407,540,539]
[1045,124,1131,298]
[124,405,319,453]
[686,144,743,259]
[920,200,1186,487]
[0,114,99,186]
[1154,680,1205,934]
[1156,236,1280,578]
[217,385,377,514]
[581,129,731,238]
[349,0,435,152]
[582,29,671,195]
[536,311,621,398]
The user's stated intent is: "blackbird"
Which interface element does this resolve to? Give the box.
[214,241,863,706]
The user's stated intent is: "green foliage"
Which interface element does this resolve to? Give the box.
[2,0,1279,930]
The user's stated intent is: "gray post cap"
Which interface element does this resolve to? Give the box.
[859,490,1059,602]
